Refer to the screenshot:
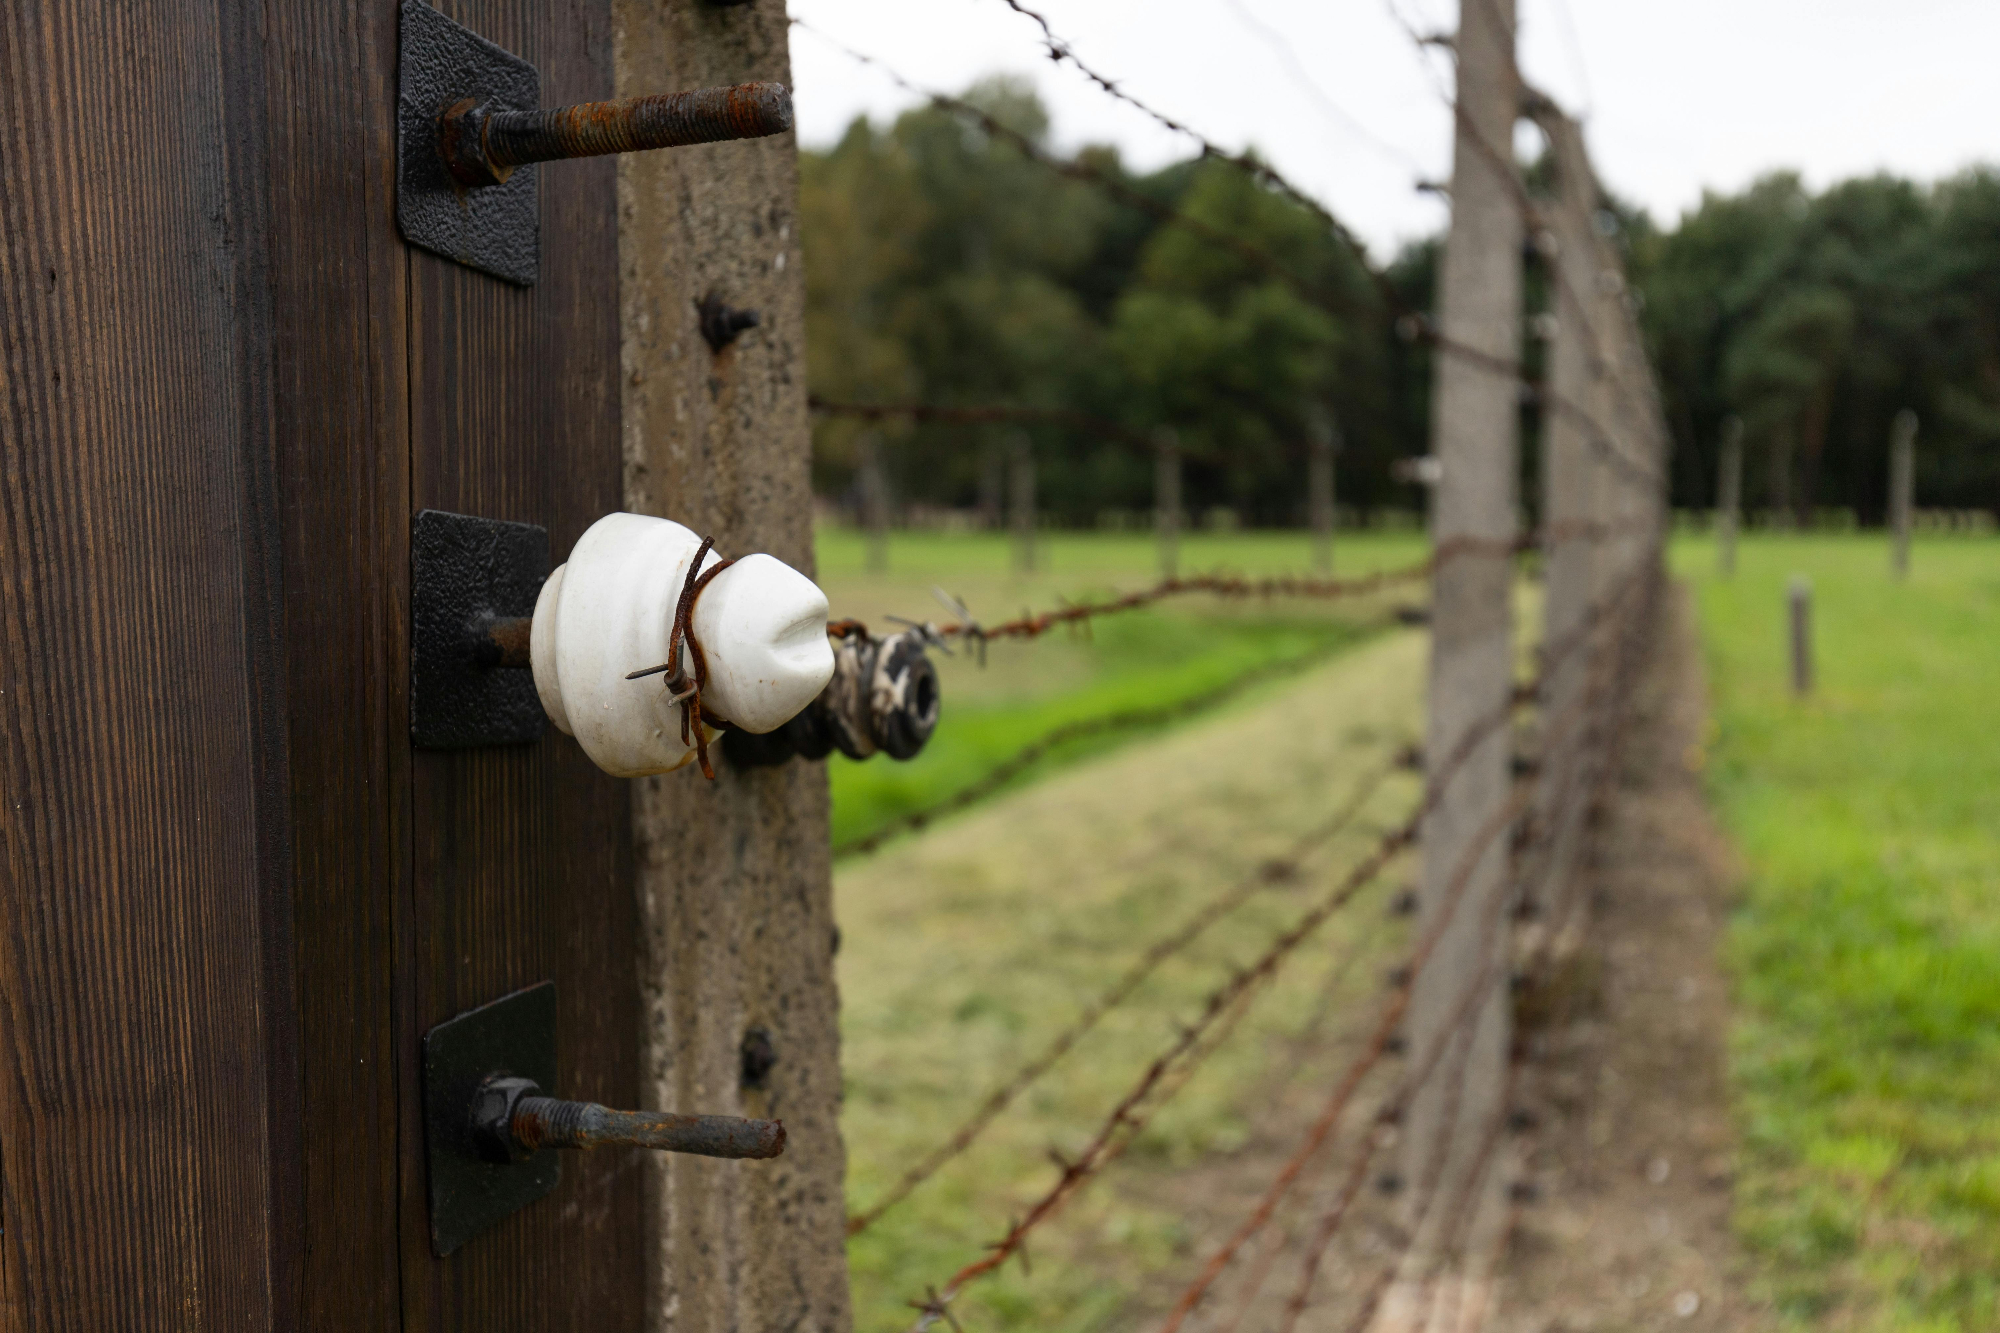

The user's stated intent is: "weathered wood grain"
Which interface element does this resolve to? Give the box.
[0,0,290,1326]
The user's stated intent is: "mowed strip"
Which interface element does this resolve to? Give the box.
[837,628,1428,1333]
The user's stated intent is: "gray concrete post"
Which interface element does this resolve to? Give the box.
[1890,409,1917,580]
[614,1,852,1329]
[1400,0,1522,1299]
[1528,109,1608,930]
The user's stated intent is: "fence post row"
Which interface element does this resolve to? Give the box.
[1398,0,1523,1311]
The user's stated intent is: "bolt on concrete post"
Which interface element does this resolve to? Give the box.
[1010,432,1037,575]
[1789,576,1814,696]
[1890,409,1917,581]
[1308,409,1337,576]
[1393,0,1522,1320]
[858,430,890,574]
[1154,427,1181,580]
[1717,415,1743,578]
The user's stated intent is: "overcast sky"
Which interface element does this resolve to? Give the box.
[786,0,2000,261]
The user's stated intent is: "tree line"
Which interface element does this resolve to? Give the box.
[801,79,2000,526]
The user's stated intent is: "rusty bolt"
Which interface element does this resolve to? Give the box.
[469,1073,784,1163]
[473,614,533,669]
[441,82,793,189]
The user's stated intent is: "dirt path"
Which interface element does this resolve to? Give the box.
[1492,585,1758,1333]
[1105,585,1761,1333]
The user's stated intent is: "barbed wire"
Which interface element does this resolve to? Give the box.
[982,0,1404,252]
[847,749,1407,1232]
[1169,581,1641,1331]
[901,814,1417,1331]
[893,561,1657,1328]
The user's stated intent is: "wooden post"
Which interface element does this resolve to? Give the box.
[1789,576,1813,695]
[1890,409,1917,580]
[616,1,853,1328]
[1308,409,1337,575]
[1155,426,1182,579]
[1010,431,1037,574]
[1398,0,1521,1310]
[1717,415,1743,578]
[858,429,889,574]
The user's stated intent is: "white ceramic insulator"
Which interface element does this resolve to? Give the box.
[529,512,835,777]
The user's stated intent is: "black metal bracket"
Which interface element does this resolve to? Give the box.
[422,982,561,1256]
[397,0,541,285]
[410,509,548,749]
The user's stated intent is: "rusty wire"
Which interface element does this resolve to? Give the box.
[899,819,1420,1331]
[1151,775,1535,1332]
[981,0,1384,262]
[847,750,1406,1234]
[625,534,737,780]
[1228,574,1651,1332]
[795,21,1663,501]
[894,561,1655,1331]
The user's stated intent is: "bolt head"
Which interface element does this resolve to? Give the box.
[470,1075,542,1164]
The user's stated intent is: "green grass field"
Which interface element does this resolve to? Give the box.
[816,528,1429,1330]
[1680,532,2000,1330]
[813,528,1427,852]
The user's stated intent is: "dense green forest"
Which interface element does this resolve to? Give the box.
[801,79,2000,525]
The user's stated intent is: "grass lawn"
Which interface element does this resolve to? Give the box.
[815,527,1431,1330]
[833,630,1425,1332]
[812,528,1428,853]
[1679,532,2000,1329]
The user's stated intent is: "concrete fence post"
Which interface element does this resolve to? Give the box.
[1395,0,1522,1316]
[1890,409,1917,581]
[614,0,854,1328]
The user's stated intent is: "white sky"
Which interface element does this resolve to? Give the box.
[786,0,2000,262]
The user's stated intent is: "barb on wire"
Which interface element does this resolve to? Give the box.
[798,22,1669,501]
[901,814,1420,1332]
[894,564,1659,1330]
[1153,776,1535,1331]
[848,750,1406,1231]
[984,0,1401,250]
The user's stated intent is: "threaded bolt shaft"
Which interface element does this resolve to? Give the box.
[511,1096,785,1160]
